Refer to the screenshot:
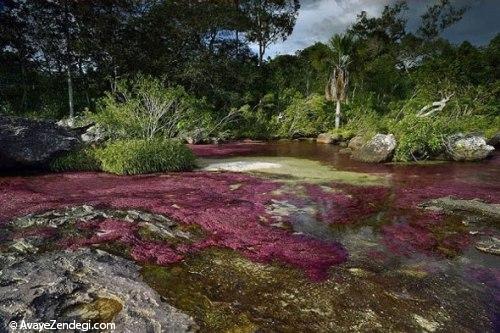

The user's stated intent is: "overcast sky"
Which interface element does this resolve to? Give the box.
[264,0,500,57]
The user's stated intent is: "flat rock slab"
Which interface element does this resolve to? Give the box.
[421,196,500,221]
[0,248,197,333]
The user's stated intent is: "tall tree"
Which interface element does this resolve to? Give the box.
[325,34,355,129]
[418,0,467,41]
[242,0,300,65]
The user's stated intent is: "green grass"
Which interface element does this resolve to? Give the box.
[96,138,196,175]
[49,148,101,172]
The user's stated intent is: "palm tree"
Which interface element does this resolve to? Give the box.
[325,33,355,129]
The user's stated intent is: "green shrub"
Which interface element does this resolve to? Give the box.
[96,139,196,175]
[277,93,333,138]
[328,128,355,140]
[388,114,453,162]
[50,148,101,172]
[91,75,215,140]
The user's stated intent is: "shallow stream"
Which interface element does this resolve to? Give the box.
[1,141,498,332]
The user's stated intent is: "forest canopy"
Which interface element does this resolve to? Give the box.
[0,0,498,158]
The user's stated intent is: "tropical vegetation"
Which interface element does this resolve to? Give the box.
[1,0,498,163]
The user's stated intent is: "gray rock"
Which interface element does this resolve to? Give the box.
[487,133,500,148]
[0,115,86,170]
[317,133,338,144]
[352,134,396,163]
[445,133,494,161]
[475,237,500,255]
[339,148,352,155]
[10,205,191,241]
[420,196,500,221]
[57,117,106,145]
[347,136,366,151]
[0,249,198,333]
[81,124,106,144]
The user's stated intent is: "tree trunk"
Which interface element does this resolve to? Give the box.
[258,42,264,66]
[335,100,341,129]
[67,66,74,120]
[64,0,74,120]
[21,63,28,111]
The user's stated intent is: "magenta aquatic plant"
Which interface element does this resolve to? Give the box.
[188,142,268,158]
[0,172,347,280]
[0,148,497,279]
[304,183,389,225]
[381,210,471,257]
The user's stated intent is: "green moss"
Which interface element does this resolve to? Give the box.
[64,297,123,323]
[96,139,196,175]
[140,248,467,332]
[328,128,355,141]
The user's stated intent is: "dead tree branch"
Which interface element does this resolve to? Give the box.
[417,93,454,117]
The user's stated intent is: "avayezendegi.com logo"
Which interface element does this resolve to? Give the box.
[8,319,116,331]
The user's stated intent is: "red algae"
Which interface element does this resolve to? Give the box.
[304,183,390,225]
[1,145,498,279]
[188,142,269,158]
[381,211,471,257]
[0,171,347,280]
[131,243,183,265]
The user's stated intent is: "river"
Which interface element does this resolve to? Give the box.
[1,141,498,332]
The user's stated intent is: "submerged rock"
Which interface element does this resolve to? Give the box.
[352,134,396,163]
[475,237,500,255]
[445,134,494,161]
[203,161,282,172]
[421,197,500,221]
[0,248,197,333]
[0,115,88,170]
[487,133,500,148]
[339,148,352,155]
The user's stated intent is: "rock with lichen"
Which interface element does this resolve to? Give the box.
[0,248,197,333]
[445,133,494,161]
[352,134,396,163]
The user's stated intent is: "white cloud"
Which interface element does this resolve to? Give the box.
[256,0,498,59]
[263,0,390,57]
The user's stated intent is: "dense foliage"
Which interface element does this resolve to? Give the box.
[50,139,196,174]
[1,1,498,161]
[96,139,196,175]
[49,148,101,172]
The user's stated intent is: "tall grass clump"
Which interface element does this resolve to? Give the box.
[96,139,196,175]
[49,148,101,172]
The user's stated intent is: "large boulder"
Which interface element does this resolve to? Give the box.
[0,248,197,333]
[352,134,396,163]
[487,133,500,148]
[0,115,86,170]
[445,133,494,161]
[347,135,366,151]
[317,133,337,144]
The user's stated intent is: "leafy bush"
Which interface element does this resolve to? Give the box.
[328,128,355,140]
[49,148,101,172]
[91,75,215,140]
[95,139,196,175]
[277,93,333,138]
[388,114,453,162]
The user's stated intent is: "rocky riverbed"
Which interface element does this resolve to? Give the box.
[1,141,499,332]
